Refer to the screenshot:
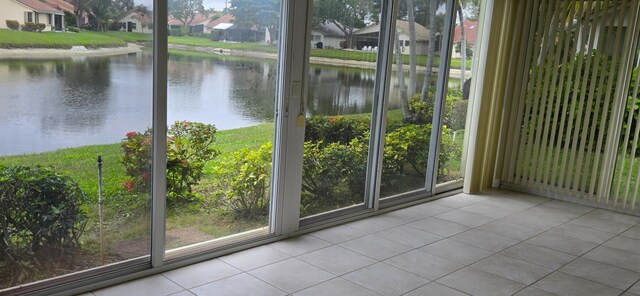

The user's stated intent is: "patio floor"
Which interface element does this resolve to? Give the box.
[87,190,640,296]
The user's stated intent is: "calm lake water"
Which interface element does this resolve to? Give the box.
[0,52,428,156]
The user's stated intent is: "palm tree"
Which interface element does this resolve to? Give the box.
[395,29,411,121]
[457,0,467,89]
[419,0,438,104]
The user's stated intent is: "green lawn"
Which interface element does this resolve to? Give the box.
[0,30,472,69]
[0,29,127,48]
[310,48,472,69]
[0,123,274,204]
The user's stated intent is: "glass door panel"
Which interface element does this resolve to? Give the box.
[0,13,153,290]
[300,0,378,218]
[164,0,281,252]
[437,1,480,186]
[380,0,447,198]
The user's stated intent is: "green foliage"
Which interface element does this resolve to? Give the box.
[305,115,369,144]
[229,0,280,41]
[121,121,219,205]
[0,165,86,260]
[121,130,152,194]
[169,0,205,28]
[213,142,272,220]
[166,121,219,203]
[67,26,80,33]
[408,89,435,123]
[21,22,46,32]
[444,89,467,131]
[455,41,473,58]
[5,20,19,30]
[301,138,368,215]
[384,124,431,176]
[312,0,370,48]
[169,27,189,36]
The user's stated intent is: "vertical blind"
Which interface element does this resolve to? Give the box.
[501,0,640,213]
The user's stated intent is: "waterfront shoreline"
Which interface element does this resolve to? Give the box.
[0,43,143,59]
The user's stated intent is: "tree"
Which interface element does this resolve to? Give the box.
[229,0,280,43]
[457,0,467,89]
[313,0,370,49]
[90,0,114,32]
[419,0,438,103]
[134,4,152,33]
[169,0,205,28]
[406,0,417,96]
[395,29,411,121]
[73,0,91,28]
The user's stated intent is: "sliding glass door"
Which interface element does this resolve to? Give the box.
[163,0,282,256]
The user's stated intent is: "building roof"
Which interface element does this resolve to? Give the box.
[117,10,153,24]
[453,21,478,44]
[313,22,345,38]
[46,0,74,14]
[206,14,234,28]
[16,0,64,14]
[354,20,430,41]
[168,13,214,26]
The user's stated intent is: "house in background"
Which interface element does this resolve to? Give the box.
[168,13,216,34]
[116,10,153,34]
[310,22,346,49]
[353,20,431,54]
[452,21,478,58]
[0,0,69,31]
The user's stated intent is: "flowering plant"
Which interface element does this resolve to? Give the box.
[121,121,219,204]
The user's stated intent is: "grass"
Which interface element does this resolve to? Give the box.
[0,123,274,203]
[0,29,126,49]
[0,30,472,69]
[310,48,472,69]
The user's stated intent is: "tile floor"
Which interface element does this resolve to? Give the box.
[87,191,640,296]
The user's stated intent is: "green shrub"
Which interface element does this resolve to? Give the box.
[67,26,80,33]
[21,22,45,32]
[121,129,153,194]
[384,124,431,176]
[444,90,468,131]
[301,138,367,215]
[304,115,370,145]
[121,121,219,204]
[439,126,462,180]
[213,142,272,220]
[5,20,19,30]
[169,27,188,36]
[0,165,87,259]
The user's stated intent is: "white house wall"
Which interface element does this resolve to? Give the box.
[310,31,343,49]
[0,0,36,29]
[119,12,152,34]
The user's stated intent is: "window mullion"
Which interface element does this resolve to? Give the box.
[151,0,168,268]
[365,0,400,211]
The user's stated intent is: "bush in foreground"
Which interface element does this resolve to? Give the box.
[0,165,87,280]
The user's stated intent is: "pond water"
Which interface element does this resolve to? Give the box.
[0,52,444,156]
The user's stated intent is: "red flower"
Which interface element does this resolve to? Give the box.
[329,116,335,124]
[122,180,135,192]
[183,121,190,126]
[126,131,137,138]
